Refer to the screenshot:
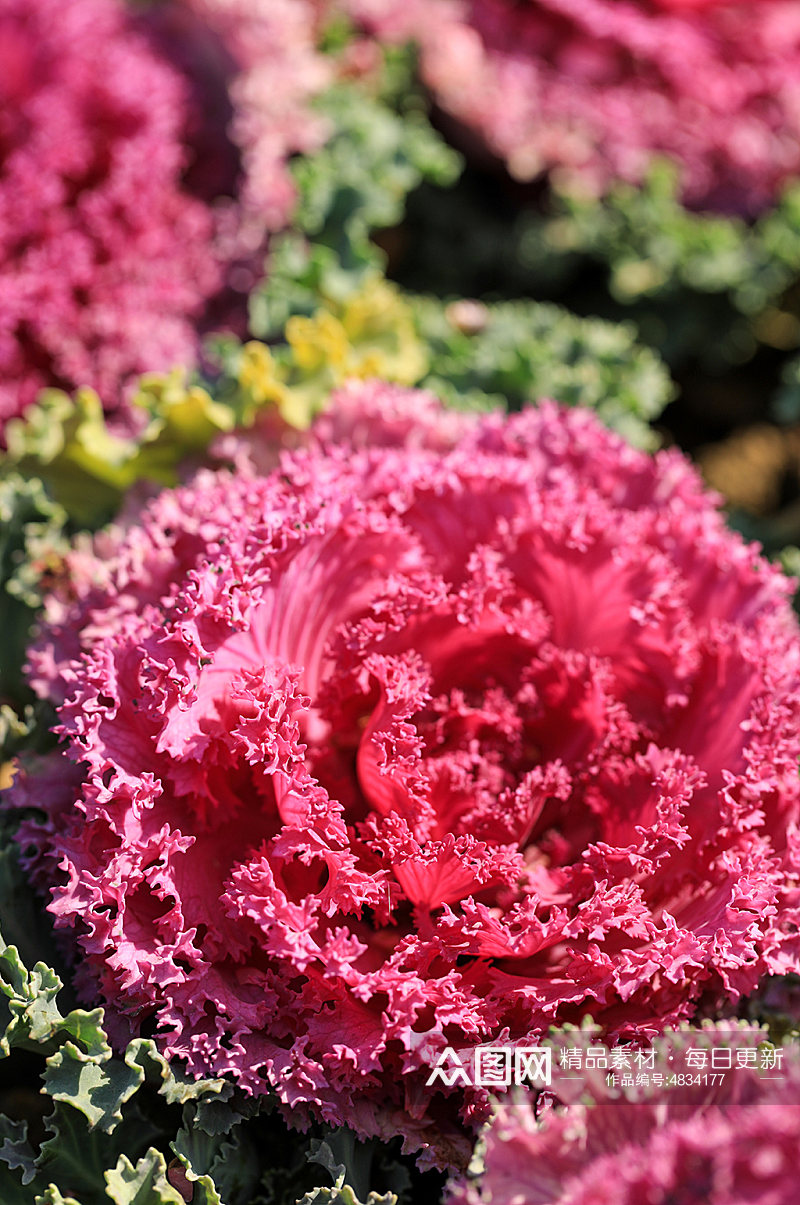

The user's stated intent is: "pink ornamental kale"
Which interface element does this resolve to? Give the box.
[0,0,334,429]
[345,0,800,214]
[450,1027,800,1205]
[10,387,800,1162]
[146,0,333,249]
[0,0,223,426]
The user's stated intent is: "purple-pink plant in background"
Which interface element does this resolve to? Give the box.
[145,0,333,260]
[10,386,800,1163]
[449,1026,800,1205]
[345,0,800,213]
[0,0,331,429]
[0,0,219,425]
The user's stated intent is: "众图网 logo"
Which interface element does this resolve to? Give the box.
[424,1046,552,1088]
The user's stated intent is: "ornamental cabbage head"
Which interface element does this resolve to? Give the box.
[344,0,800,214]
[0,0,221,426]
[0,0,331,429]
[10,385,800,1164]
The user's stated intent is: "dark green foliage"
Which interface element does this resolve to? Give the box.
[391,162,800,373]
[0,477,67,725]
[415,295,672,446]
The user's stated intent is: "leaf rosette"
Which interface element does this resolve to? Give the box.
[8,384,800,1165]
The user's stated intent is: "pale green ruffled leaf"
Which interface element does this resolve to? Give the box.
[34,1186,85,1205]
[1,377,235,529]
[44,1043,144,1133]
[0,936,108,1061]
[104,1150,185,1205]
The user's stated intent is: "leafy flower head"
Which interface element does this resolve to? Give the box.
[0,0,332,429]
[11,386,800,1163]
[0,0,220,424]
